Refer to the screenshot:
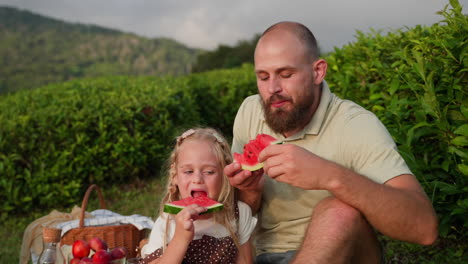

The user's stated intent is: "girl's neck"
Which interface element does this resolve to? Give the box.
[199,212,213,220]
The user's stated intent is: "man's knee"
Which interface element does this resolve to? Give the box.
[310,197,382,263]
[312,197,365,230]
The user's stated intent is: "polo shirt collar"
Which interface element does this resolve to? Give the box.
[301,80,332,136]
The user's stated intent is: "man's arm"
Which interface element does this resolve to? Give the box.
[260,144,438,245]
[224,162,264,213]
[228,95,267,213]
[327,165,438,245]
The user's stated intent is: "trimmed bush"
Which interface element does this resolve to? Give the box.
[0,76,200,214]
[185,63,257,138]
[0,1,465,245]
[325,1,467,237]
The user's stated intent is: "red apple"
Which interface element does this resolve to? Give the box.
[89,237,108,251]
[78,257,93,264]
[69,257,81,264]
[72,239,90,259]
[92,249,112,264]
[110,247,127,260]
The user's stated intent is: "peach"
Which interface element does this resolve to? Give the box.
[110,247,127,260]
[89,237,108,252]
[72,239,90,259]
[92,249,112,264]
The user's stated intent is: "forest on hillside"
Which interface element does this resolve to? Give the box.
[0,6,201,94]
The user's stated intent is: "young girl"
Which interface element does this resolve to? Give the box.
[140,128,257,264]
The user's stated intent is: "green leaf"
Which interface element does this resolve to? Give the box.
[454,124,468,136]
[451,136,468,146]
[448,146,468,159]
[449,0,461,9]
[461,105,468,118]
[458,164,468,176]
[406,122,431,146]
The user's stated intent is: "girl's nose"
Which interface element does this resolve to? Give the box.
[192,171,203,183]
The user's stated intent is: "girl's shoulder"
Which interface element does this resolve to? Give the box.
[236,200,256,221]
[235,201,258,245]
[237,200,252,214]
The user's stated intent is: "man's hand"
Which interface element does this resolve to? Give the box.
[224,162,265,212]
[224,162,265,192]
[259,144,332,190]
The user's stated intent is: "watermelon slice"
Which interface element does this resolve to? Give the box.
[163,195,224,215]
[234,134,282,171]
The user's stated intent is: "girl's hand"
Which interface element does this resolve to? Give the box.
[173,204,207,243]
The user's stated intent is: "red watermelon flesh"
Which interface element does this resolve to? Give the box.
[234,134,282,171]
[163,195,224,215]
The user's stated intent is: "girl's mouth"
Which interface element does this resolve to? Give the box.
[191,190,207,198]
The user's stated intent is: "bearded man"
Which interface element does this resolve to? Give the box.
[224,21,438,264]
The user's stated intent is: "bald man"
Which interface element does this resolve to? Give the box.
[224,21,438,264]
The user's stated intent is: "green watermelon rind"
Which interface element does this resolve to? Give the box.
[163,201,224,215]
[235,140,283,172]
[240,162,265,172]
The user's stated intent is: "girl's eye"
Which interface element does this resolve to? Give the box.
[184,170,193,174]
[204,170,215,175]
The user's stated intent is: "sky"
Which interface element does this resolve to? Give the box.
[1,0,466,52]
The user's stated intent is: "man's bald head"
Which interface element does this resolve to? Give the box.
[260,21,320,62]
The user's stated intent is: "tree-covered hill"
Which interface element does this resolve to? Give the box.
[0,6,201,94]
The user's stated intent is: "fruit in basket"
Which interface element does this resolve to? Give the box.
[164,195,224,214]
[72,239,91,259]
[234,134,282,171]
[110,246,128,260]
[89,237,108,251]
[92,249,112,263]
[78,257,93,263]
[69,257,81,264]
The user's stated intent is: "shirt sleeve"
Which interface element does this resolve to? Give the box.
[140,214,172,257]
[340,111,413,184]
[237,201,258,245]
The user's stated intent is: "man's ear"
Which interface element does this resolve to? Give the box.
[312,59,327,85]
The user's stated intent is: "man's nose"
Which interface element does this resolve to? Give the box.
[268,76,282,94]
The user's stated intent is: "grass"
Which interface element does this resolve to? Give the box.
[2,177,165,264]
[2,177,466,264]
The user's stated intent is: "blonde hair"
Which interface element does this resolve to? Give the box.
[159,127,240,250]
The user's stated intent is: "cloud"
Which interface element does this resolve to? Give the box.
[1,0,465,51]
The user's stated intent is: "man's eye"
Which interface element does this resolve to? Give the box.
[280,73,292,78]
[257,74,269,81]
[184,170,193,174]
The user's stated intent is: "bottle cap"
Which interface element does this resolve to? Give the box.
[42,227,62,243]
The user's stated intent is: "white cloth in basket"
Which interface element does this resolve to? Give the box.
[56,209,154,235]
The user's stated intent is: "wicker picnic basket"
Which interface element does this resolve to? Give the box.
[60,184,146,258]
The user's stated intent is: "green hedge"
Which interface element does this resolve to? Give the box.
[185,63,257,138]
[0,65,257,216]
[0,1,465,243]
[0,76,201,213]
[325,1,467,237]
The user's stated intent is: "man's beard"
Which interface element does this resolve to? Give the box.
[261,92,315,135]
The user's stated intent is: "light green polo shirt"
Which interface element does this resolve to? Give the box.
[232,81,412,254]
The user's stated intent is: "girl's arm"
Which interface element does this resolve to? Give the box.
[148,205,207,264]
[235,239,254,264]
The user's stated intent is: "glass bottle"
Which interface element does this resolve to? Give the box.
[37,227,62,264]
